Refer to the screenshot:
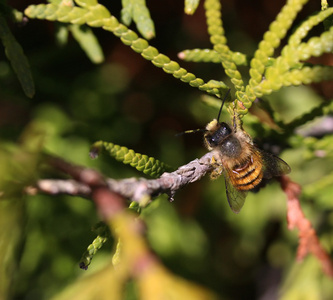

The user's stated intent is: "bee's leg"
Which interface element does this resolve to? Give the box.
[210,166,223,179]
[210,156,223,179]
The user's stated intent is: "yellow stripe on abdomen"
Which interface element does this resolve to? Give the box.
[232,159,263,191]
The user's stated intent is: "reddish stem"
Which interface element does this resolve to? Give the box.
[280,175,333,277]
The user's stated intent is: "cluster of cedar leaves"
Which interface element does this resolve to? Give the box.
[0,1,333,299]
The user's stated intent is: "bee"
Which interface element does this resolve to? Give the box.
[203,94,291,213]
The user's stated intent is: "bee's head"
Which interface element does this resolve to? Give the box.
[179,89,232,148]
[204,120,232,149]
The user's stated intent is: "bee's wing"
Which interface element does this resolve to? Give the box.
[261,150,291,179]
[224,175,248,214]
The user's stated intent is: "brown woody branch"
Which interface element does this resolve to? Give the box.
[36,153,213,208]
[44,156,126,219]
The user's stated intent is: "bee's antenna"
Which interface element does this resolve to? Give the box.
[216,89,231,122]
[175,128,206,137]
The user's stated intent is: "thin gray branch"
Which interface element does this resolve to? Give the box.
[36,179,92,198]
[34,152,214,204]
[106,152,213,202]
[296,115,333,137]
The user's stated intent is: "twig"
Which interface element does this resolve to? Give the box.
[44,156,126,219]
[35,152,214,205]
[280,175,333,277]
[36,179,91,198]
[106,152,213,202]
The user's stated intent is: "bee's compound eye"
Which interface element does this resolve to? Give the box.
[208,123,232,146]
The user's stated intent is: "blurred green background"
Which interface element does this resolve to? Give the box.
[1,1,333,299]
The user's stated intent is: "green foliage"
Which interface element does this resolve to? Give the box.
[121,0,155,39]
[280,256,333,299]
[90,141,173,178]
[0,0,333,299]
[24,0,333,115]
[68,24,104,63]
[24,0,230,97]
[0,13,34,97]
[142,197,208,262]
[183,0,333,116]
[284,100,333,132]
[184,0,200,15]
[0,124,44,298]
[179,48,248,65]
[79,222,110,270]
[52,210,217,300]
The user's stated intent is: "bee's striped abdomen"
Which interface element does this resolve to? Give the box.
[230,155,263,191]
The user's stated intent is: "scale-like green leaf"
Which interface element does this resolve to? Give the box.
[121,0,155,39]
[0,14,35,97]
[69,24,104,63]
[25,2,220,97]
[90,141,173,178]
[185,0,200,15]
[121,0,132,26]
[79,222,110,270]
